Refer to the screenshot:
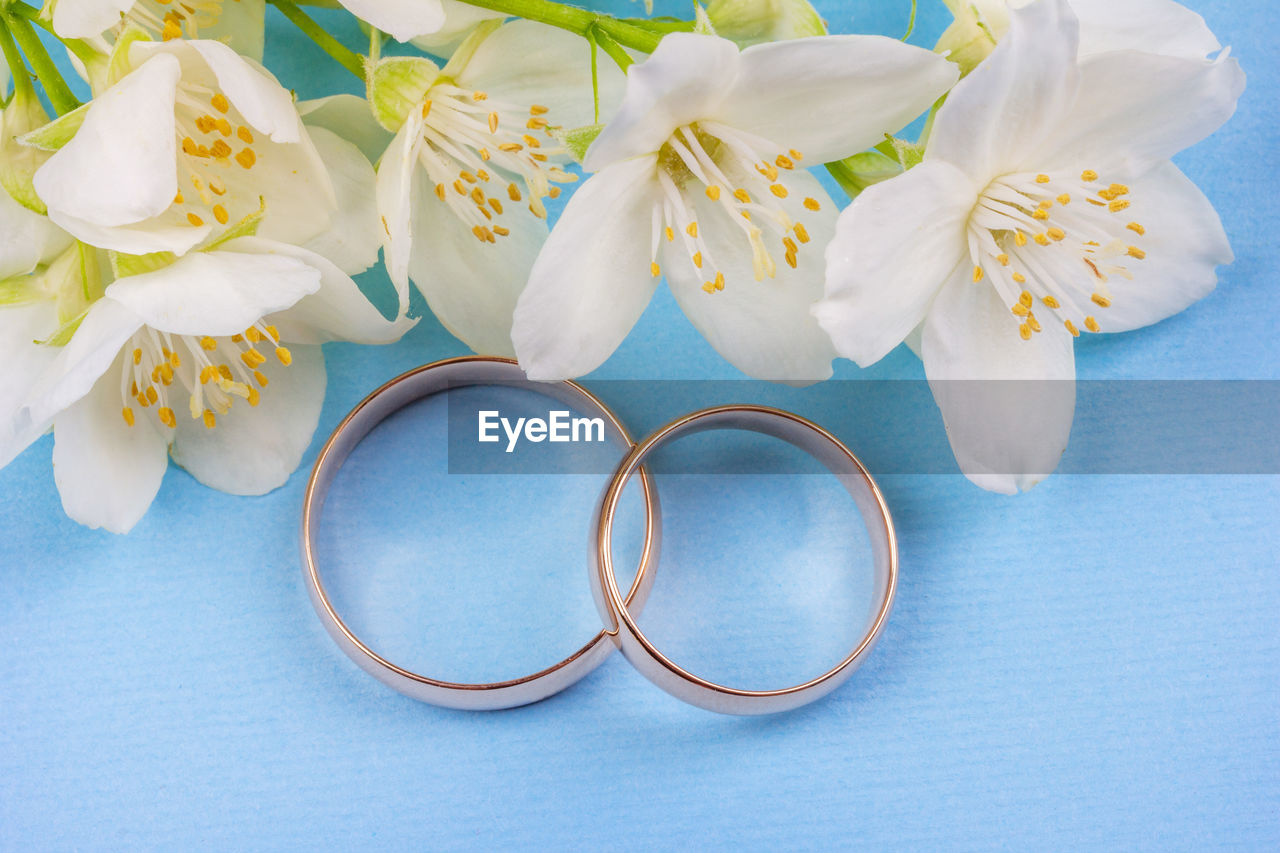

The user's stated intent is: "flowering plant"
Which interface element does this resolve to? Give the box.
[0,0,1243,530]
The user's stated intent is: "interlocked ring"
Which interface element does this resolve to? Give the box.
[301,356,660,710]
[589,405,898,715]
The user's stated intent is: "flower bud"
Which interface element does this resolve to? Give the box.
[705,0,827,47]
[367,56,440,132]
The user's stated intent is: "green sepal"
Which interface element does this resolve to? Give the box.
[204,196,266,250]
[366,55,440,132]
[693,3,717,36]
[35,305,88,347]
[1,86,53,212]
[107,23,153,88]
[0,274,40,306]
[554,124,604,164]
[18,101,89,152]
[110,249,178,279]
[706,0,826,47]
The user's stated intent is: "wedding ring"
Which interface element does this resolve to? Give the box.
[589,405,898,715]
[301,356,660,710]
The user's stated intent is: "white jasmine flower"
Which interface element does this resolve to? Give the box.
[816,0,1244,492]
[51,0,266,59]
[512,32,957,381]
[4,237,413,533]
[374,21,619,355]
[938,0,1222,74]
[32,38,336,258]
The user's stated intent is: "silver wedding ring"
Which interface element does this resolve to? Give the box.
[302,360,897,714]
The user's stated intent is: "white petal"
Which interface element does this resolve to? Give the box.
[52,356,169,533]
[0,187,72,279]
[374,116,422,314]
[921,263,1076,494]
[584,34,741,170]
[0,302,61,468]
[1030,50,1245,177]
[170,344,324,495]
[926,0,1080,184]
[50,0,133,39]
[1090,162,1231,333]
[138,40,301,143]
[21,297,143,430]
[459,21,625,132]
[406,164,544,357]
[721,35,958,164]
[512,155,661,379]
[34,54,182,232]
[105,249,321,337]
[1070,0,1220,59]
[222,237,414,345]
[300,126,382,275]
[663,169,835,382]
[42,208,211,256]
[816,159,974,367]
[334,0,445,42]
[410,0,505,54]
[299,94,393,163]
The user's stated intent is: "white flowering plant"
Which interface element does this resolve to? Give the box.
[0,0,1244,530]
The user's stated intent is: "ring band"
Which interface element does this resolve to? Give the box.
[301,356,661,710]
[589,405,898,715]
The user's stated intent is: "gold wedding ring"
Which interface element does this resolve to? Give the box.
[589,405,898,715]
[301,356,660,710]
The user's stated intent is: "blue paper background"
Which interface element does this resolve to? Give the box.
[2,1,1277,848]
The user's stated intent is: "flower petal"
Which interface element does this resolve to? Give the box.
[921,263,1076,494]
[34,54,182,232]
[20,297,143,430]
[926,0,1080,183]
[410,0,505,55]
[50,0,133,39]
[721,35,958,163]
[105,249,321,337]
[52,354,169,533]
[663,168,835,382]
[512,155,661,379]
[170,344,325,495]
[458,21,625,132]
[222,237,415,345]
[1029,50,1245,177]
[816,159,974,367]
[201,0,267,61]
[300,126,382,275]
[333,0,446,42]
[1069,0,1221,59]
[0,302,61,468]
[1089,162,1231,333]
[299,94,393,164]
[406,163,545,357]
[374,115,422,314]
[584,34,741,170]
[0,187,71,279]
[138,40,302,143]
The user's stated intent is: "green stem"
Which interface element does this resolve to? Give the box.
[453,0,664,53]
[0,14,35,102]
[590,26,633,71]
[3,11,80,115]
[267,0,366,80]
[5,2,99,67]
[901,0,918,41]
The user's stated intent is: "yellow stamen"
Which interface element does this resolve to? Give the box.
[686,222,698,238]
[211,94,230,113]
[1065,319,1080,337]
[275,346,292,365]
[769,184,788,199]
[1042,295,1060,309]
[253,370,269,387]
[734,189,751,204]
[1036,174,1051,184]
[1092,293,1112,308]
[973,266,985,283]
[187,212,204,227]
[213,204,229,225]
[121,407,135,427]
[803,197,820,211]
[203,409,216,429]
[1081,169,1098,182]
[1047,227,1066,241]
[793,223,810,244]
[158,407,176,428]
[775,155,794,170]
[1127,246,1146,259]
[1127,222,1146,236]
[1019,323,1033,341]
[1085,316,1100,332]
[1109,199,1130,213]
[705,185,721,201]
[235,148,256,169]
[651,262,661,277]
